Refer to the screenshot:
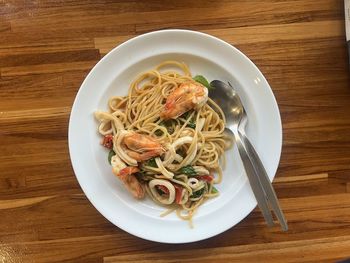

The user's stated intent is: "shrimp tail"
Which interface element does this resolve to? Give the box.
[114,167,145,199]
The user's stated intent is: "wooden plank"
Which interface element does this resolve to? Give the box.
[104,235,350,263]
[0,60,97,76]
[205,20,344,45]
[0,37,95,55]
[0,71,86,110]
[0,162,81,200]
[1,192,350,262]
[135,0,344,32]
[0,49,100,67]
[94,20,344,55]
[0,106,71,121]
[10,1,343,34]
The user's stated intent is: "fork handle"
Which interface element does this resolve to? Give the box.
[233,131,275,227]
[239,130,288,231]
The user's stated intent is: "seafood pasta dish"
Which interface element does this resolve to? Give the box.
[94,61,231,225]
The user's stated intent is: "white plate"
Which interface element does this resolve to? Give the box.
[68,29,282,243]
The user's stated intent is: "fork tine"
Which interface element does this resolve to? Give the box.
[239,130,288,231]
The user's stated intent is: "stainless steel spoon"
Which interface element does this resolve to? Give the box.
[209,80,288,231]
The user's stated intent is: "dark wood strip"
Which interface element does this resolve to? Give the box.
[135,0,344,33]
[0,37,95,55]
[0,60,96,76]
[0,49,100,67]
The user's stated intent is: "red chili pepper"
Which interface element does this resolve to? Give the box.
[196,175,213,182]
[173,184,183,204]
[102,134,113,149]
[156,185,169,195]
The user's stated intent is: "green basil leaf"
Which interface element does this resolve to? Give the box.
[180,111,191,120]
[179,165,197,176]
[190,188,205,198]
[211,186,219,194]
[187,120,196,129]
[193,75,213,90]
[144,157,158,168]
[108,150,116,165]
[180,110,196,129]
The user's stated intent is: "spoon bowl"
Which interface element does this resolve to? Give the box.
[209,80,245,130]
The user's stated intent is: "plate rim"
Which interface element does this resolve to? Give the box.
[68,29,282,243]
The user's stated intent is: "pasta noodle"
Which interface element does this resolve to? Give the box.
[94,61,231,226]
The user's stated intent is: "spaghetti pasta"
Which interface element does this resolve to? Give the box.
[95,61,231,226]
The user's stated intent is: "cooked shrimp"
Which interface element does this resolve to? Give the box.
[111,155,145,199]
[111,154,127,175]
[161,82,208,119]
[123,132,165,161]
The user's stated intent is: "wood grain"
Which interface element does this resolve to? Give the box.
[1,0,350,262]
[104,236,350,263]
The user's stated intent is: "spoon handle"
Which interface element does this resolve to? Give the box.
[239,131,288,231]
[233,131,275,227]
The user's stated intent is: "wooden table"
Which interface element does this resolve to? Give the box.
[1,1,350,262]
